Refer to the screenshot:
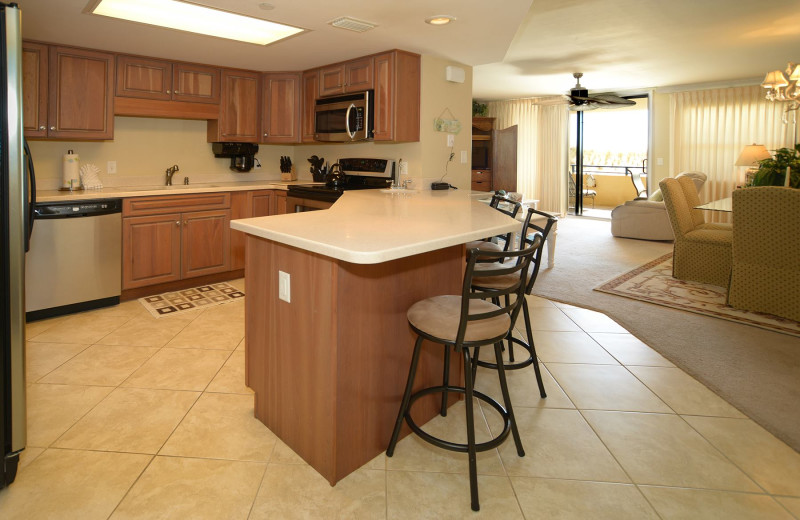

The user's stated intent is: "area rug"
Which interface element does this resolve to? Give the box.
[139,282,244,318]
[595,253,800,337]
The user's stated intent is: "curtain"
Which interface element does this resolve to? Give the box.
[670,85,794,206]
[486,99,569,214]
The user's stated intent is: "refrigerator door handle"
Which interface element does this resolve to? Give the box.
[23,139,35,252]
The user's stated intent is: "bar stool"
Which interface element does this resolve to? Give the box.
[472,207,557,399]
[465,193,522,255]
[387,243,538,512]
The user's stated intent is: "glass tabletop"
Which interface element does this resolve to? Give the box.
[695,197,732,212]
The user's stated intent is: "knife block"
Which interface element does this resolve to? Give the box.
[281,167,297,181]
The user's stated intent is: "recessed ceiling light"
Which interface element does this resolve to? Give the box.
[88,0,304,46]
[425,15,455,26]
[258,2,275,10]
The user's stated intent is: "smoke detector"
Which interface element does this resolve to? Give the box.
[328,17,377,33]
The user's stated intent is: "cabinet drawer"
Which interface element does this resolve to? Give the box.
[471,180,492,192]
[472,170,492,182]
[123,193,231,216]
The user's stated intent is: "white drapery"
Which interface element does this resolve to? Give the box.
[486,98,569,214]
[670,85,795,204]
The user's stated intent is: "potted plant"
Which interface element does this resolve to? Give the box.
[472,101,488,117]
[751,143,800,188]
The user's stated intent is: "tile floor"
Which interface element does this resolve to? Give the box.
[2,278,800,519]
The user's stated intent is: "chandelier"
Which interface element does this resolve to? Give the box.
[762,62,800,111]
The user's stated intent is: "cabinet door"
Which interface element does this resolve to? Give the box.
[182,209,231,279]
[48,46,114,139]
[115,55,172,101]
[216,69,260,142]
[122,213,182,289]
[172,62,220,104]
[344,57,373,92]
[373,51,420,143]
[318,64,345,97]
[301,70,318,143]
[22,42,48,138]
[230,190,273,271]
[273,191,288,215]
[372,52,394,141]
[261,73,300,143]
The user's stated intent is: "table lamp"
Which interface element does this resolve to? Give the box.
[735,144,771,186]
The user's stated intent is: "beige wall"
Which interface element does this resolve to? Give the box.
[29,54,474,192]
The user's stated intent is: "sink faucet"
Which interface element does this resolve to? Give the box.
[165,164,179,186]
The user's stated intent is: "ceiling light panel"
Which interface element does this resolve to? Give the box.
[89,0,304,46]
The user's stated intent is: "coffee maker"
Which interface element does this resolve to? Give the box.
[211,143,259,172]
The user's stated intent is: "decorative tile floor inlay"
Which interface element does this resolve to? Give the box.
[139,283,244,318]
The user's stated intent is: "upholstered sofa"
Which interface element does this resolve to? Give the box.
[610,171,707,241]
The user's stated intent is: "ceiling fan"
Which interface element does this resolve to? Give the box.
[534,73,636,111]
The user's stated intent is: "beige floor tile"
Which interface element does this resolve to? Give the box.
[39,345,158,386]
[24,315,66,340]
[26,383,114,447]
[386,400,506,476]
[160,392,275,461]
[386,470,522,519]
[25,341,90,383]
[583,410,760,491]
[531,330,620,364]
[227,278,246,291]
[547,364,672,413]
[164,310,244,350]
[54,387,199,454]
[270,439,308,465]
[251,464,385,519]
[629,366,745,417]
[17,447,44,470]
[0,448,150,520]
[589,332,675,367]
[683,415,800,496]
[529,307,582,332]
[487,407,630,482]
[122,347,231,391]
[89,299,152,319]
[510,477,659,519]
[27,313,129,344]
[97,315,190,347]
[639,486,793,520]
[111,456,265,520]
[525,294,557,308]
[776,497,800,517]
[473,362,575,409]
[560,307,628,333]
[206,350,253,394]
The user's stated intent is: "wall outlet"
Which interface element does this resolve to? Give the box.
[399,159,408,176]
[107,161,117,174]
[656,157,664,166]
[447,134,455,147]
[460,150,468,163]
[278,271,291,303]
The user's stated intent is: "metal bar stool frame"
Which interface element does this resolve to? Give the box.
[387,244,538,512]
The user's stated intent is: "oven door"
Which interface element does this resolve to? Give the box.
[314,91,372,142]
[286,196,334,212]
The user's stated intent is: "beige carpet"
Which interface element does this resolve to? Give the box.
[596,253,800,337]
[139,282,244,318]
[534,216,800,453]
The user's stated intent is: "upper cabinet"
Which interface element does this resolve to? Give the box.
[301,70,319,143]
[373,51,420,142]
[172,62,221,104]
[22,42,48,137]
[318,57,373,97]
[261,72,301,144]
[208,69,260,143]
[116,56,220,104]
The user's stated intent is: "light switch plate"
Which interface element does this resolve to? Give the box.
[460,150,468,163]
[278,271,291,303]
[107,161,117,174]
[447,134,455,147]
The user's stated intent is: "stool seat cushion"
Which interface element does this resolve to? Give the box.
[407,295,510,343]
[465,240,503,253]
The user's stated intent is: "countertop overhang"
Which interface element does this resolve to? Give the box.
[231,190,518,264]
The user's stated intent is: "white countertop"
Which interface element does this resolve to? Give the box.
[35,180,319,203]
[230,190,519,264]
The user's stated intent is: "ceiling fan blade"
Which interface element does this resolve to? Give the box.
[532,95,570,106]
[569,103,599,111]
[590,93,636,106]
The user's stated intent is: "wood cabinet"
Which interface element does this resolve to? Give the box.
[122,194,231,290]
[24,45,115,140]
[208,69,260,142]
[172,62,220,104]
[274,190,288,215]
[22,42,48,137]
[261,73,301,144]
[301,70,319,143]
[230,190,274,270]
[115,55,172,101]
[372,51,420,142]
[318,57,373,97]
[471,117,494,192]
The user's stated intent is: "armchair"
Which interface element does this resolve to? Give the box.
[727,187,800,321]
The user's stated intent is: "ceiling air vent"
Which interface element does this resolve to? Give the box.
[328,17,377,33]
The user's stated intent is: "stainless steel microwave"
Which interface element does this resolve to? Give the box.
[314,90,374,142]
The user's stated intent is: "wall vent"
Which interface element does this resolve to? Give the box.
[328,17,377,33]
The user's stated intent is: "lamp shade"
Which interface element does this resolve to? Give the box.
[789,63,800,82]
[762,70,789,88]
[735,144,771,167]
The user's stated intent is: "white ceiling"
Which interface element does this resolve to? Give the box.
[16,0,800,101]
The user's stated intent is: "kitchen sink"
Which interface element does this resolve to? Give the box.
[122,184,220,192]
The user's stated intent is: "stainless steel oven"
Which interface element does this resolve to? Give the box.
[314,90,374,142]
[285,195,335,213]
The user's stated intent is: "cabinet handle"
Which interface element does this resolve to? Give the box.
[183,220,188,225]
[38,125,45,130]
[174,90,180,94]
[166,90,171,94]
[175,221,180,226]
[49,126,55,131]
[263,132,268,137]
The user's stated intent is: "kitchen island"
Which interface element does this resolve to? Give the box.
[231,190,518,485]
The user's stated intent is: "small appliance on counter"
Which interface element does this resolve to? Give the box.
[211,142,259,172]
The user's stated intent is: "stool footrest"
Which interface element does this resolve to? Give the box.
[476,336,535,371]
[404,385,511,453]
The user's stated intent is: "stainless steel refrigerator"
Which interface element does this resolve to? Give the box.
[1,2,29,489]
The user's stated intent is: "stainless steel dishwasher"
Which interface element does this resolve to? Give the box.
[25,198,122,321]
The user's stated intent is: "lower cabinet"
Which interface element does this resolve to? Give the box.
[230,190,274,270]
[122,194,231,290]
